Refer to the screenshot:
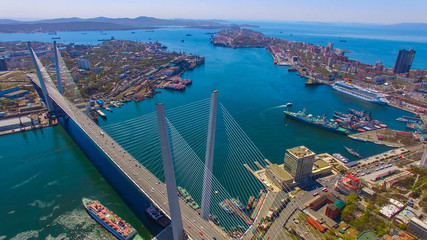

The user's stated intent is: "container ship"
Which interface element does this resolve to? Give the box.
[332,81,389,105]
[82,198,143,240]
[284,110,349,135]
[145,205,170,228]
[177,186,201,214]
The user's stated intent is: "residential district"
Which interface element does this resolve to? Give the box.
[0,31,427,240]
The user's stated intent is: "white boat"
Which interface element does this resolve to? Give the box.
[96,109,106,118]
[285,102,293,107]
[332,153,349,163]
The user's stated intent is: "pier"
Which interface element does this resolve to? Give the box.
[224,199,253,225]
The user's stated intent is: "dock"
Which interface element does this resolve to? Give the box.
[243,164,254,174]
[264,159,273,165]
[224,199,253,225]
[251,191,266,220]
[254,161,264,169]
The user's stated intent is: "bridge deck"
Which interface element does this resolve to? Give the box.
[29,73,228,240]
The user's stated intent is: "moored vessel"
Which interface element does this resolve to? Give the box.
[344,146,361,158]
[332,153,349,163]
[145,205,170,228]
[230,198,245,210]
[246,196,255,210]
[219,200,234,214]
[82,198,142,240]
[177,186,201,214]
[284,110,348,135]
[332,81,389,105]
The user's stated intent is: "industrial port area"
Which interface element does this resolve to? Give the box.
[1,26,427,240]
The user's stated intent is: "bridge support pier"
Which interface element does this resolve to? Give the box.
[201,90,218,220]
[156,103,184,240]
[53,41,64,95]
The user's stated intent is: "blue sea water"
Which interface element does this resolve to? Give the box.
[0,22,426,239]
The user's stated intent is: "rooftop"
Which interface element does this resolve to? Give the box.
[288,145,315,159]
[357,230,380,240]
[267,164,293,181]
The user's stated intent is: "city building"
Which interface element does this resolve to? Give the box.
[0,57,8,71]
[380,204,401,218]
[0,117,33,132]
[0,86,19,97]
[77,58,90,70]
[334,174,361,195]
[393,49,416,74]
[325,200,345,219]
[284,146,315,184]
[265,164,295,190]
[394,206,424,225]
[408,217,427,239]
[420,149,427,168]
[312,159,332,178]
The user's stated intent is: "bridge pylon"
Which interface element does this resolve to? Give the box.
[201,90,218,220]
[27,42,54,112]
[156,103,184,240]
[53,41,64,95]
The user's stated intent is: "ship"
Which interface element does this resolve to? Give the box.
[332,153,349,163]
[209,213,220,226]
[230,198,245,210]
[177,186,201,214]
[305,78,322,86]
[219,200,234,214]
[51,37,61,40]
[344,146,361,158]
[86,106,98,121]
[288,68,298,72]
[246,196,255,210]
[145,205,170,228]
[284,110,349,135]
[96,109,107,119]
[82,198,143,240]
[332,81,389,105]
[285,102,293,107]
[406,122,427,133]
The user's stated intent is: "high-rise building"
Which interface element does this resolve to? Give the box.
[0,57,8,71]
[393,49,416,74]
[284,146,315,184]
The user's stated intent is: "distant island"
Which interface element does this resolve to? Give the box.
[0,16,257,33]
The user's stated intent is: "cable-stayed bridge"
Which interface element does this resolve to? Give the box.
[27,42,330,240]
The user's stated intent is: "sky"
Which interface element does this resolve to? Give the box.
[2,0,427,24]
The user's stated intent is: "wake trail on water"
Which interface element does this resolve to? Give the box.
[260,105,289,121]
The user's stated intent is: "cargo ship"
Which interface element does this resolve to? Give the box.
[82,198,143,240]
[332,81,389,105]
[177,186,201,214]
[406,122,427,133]
[145,205,170,228]
[284,110,349,135]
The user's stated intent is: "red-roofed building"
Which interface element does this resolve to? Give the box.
[334,174,361,195]
[306,216,328,233]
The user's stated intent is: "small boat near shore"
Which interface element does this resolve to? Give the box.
[332,153,349,163]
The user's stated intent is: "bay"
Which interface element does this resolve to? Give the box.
[0,22,425,238]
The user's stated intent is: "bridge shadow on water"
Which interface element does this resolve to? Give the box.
[58,115,165,236]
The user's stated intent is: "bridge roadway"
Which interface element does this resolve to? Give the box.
[29,73,228,240]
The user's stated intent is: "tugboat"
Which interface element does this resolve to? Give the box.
[86,105,98,122]
[145,205,170,228]
[82,198,144,240]
[285,102,293,107]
